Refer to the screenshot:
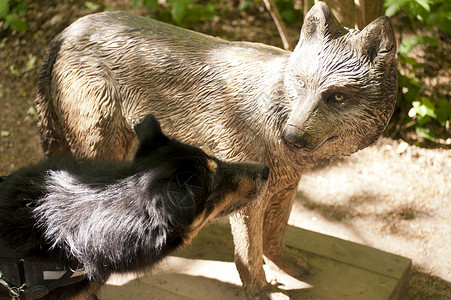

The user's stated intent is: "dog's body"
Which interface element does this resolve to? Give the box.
[0,115,268,299]
[35,2,398,294]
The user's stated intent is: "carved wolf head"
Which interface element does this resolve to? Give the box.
[282,2,397,160]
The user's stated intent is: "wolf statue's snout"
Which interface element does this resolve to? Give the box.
[282,125,339,151]
[282,124,307,149]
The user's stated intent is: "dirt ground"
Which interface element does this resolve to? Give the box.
[0,0,450,299]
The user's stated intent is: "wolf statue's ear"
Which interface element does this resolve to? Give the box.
[134,114,170,159]
[357,16,397,63]
[298,2,347,47]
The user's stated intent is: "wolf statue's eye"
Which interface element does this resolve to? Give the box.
[326,92,348,106]
[334,93,344,101]
[299,78,305,88]
[295,75,305,88]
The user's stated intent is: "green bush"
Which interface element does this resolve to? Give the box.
[385,0,451,142]
[0,0,27,32]
[385,0,451,34]
[131,0,216,27]
[238,0,300,24]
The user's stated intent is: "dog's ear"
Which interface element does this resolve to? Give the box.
[134,114,171,159]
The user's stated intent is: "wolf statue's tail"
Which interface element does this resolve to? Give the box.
[35,36,71,158]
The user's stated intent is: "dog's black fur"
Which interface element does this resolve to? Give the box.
[0,115,269,299]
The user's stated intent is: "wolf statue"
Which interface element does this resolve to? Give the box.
[35,2,397,295]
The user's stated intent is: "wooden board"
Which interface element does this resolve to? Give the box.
[99,223,411,299]
[284,225,412,299]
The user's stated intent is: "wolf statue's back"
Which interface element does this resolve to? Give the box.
[36,2,397,295]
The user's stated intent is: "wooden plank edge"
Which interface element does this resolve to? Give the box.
[388,259,412,300]
[285,225,412,279]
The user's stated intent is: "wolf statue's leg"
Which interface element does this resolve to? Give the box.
[263,180,310,279]
[230,200,268,295]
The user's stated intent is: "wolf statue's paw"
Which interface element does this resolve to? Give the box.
[247,285,290,300]
[242,271,268,298]
[264,250,310,281]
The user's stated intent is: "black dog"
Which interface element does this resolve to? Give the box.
[0,115,269,299]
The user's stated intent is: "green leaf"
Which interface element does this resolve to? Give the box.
[186,5,200,23]
[239,0,254,10]
[385,0,407,17]
[85,1,101,10]
[415,0,431,13]
[27,106,37,116]
[12,0,26,16]
[143,0,158,10]
[420,97,437,119]
[10,64,19,76]
[399,38,416,56]
[436,98,451,126]
[417,114,431,126]
[415,126,436,141]
[171,0,187,25]
[433,4,451,35]
[280,9,297,24]
[0,0,10,19]
[1,130,10,137]
[186,3,215,23]
[399,73,421,102]
[436,98,451,110]
[399,36,438,57]
[403,55,420,67]
[411,98,436,119]
[437,18,451,35]
[130,0,141,8]
[11,18,26,32]
[422,36,439,47]
[25,54,36,71]
[412,101,424,116]
[201,3,216,21]
[5,14,27,32]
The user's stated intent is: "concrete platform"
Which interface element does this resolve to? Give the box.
[99,223,411,299]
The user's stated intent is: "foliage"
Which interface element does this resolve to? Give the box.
[385,0,451,34]
[272,0,300,24]
[385,0,451,142]
[131,0,216,27]
[239,0,299,24]
[0,0,27,33]
[84,1,103,11]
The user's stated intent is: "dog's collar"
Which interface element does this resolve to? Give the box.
[0,240,87,299]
